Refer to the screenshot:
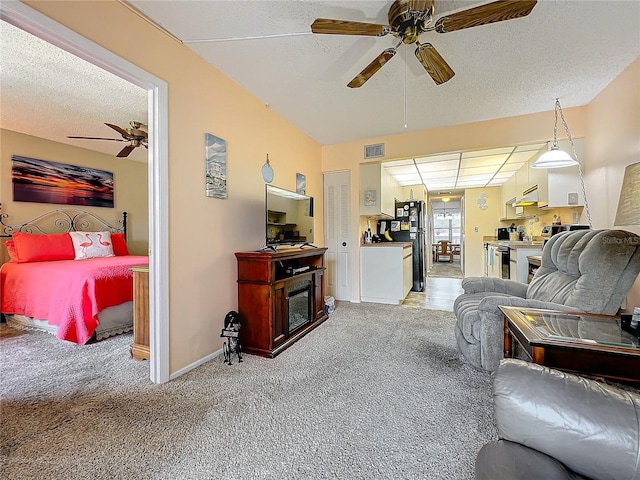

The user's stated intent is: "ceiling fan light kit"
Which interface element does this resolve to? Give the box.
[310,0,537,88]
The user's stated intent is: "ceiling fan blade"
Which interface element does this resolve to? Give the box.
[311,18,389,36]
[116,144,136,158]
[415,43,455,85]
[347,48,397,88]
[434,0,537,33]
[105,122,130,137]
[67,136,127,142]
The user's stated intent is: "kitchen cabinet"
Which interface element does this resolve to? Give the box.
[509,245,543,283]
[360,243,412,304]
[360,163,400,218]
[501,175,517,220]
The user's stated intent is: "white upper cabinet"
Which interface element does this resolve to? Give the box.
[360,163,400,218]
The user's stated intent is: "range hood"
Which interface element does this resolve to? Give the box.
[513,185,539,207]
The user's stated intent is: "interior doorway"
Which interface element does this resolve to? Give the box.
[2,2,170,383]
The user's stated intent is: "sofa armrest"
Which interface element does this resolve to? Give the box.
[461,277,528,297]
[475,298,575,372]
[477,297,576,316]
[492,359,640,480]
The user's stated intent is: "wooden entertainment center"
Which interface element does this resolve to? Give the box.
[235,247,328,358]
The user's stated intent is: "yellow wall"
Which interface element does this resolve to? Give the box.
[24,1,323,373]
[584,57,640,310]
[1,129,148,254]
[463,187,502,277]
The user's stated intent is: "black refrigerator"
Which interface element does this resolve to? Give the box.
[392,200,426,292]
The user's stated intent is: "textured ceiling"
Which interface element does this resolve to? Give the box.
[0,20,148,162]
[1,1,638,180]
[130,0,640,146]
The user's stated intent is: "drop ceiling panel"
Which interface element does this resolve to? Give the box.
[460,155,509,169]
[414,153,461,164]
[461,147,515,158]
[417,161,460,173]
[459,165,504,176]
[505,151,540,164]
[384,165,420,175]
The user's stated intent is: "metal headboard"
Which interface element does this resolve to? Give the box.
[0,203,127,241]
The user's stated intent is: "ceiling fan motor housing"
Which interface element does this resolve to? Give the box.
[389,0,434,44]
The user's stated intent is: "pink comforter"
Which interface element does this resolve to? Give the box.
[1,255,148,345]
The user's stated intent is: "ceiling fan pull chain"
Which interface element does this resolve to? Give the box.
[404,43,408,129]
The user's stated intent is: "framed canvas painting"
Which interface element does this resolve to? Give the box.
[11,155,114,208]
[205,133,227,199]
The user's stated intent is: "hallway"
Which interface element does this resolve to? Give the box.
[401,277,463,312]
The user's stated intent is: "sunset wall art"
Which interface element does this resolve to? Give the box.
[12,155,114,208]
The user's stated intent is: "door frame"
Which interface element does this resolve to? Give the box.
[1,2,170,383]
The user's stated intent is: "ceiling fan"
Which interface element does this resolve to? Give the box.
[311,0,537,88]
[68,121,148,157]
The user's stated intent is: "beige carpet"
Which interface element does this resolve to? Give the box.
[0,303,495,479]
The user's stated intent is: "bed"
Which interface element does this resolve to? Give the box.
[0,206,148,344]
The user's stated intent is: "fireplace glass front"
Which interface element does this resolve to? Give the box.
[288,279,311,333]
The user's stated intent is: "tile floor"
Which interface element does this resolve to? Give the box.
[401,276,463,312]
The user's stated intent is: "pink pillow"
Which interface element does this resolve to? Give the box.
[69,231,115,260]
[5,239,19,262]
[111,233,129,256]
[12,232,75,263]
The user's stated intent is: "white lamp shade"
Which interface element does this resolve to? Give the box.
[614,162,640,226]
[531,146,579,169]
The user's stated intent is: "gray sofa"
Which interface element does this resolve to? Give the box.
[476,359,640,480]
[454,229,640,372]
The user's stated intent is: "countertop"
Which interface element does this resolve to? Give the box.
[361,242,413,248]
[487,240,545,249]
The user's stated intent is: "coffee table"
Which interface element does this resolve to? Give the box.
[500,306,640,383]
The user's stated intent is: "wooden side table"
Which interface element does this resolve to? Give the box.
[501,306,640,383]
[130,265,149,360]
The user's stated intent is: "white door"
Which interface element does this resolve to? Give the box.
[324,171,351,301]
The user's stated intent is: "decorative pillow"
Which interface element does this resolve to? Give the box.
[69,231,115,260]
[111,233,129,256]
[11,232,75,263]
[5,239,19,262]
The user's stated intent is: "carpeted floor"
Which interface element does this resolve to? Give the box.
[0,303,495,480]
[428,259,463,278]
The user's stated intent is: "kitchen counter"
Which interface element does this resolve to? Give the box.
[360,242,413,304]
[487,241,544,249]
[361,242,413,247]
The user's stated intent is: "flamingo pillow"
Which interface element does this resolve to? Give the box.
[69,231,115,260]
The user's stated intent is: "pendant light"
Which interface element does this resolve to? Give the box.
[531,98,592,228]
[531,98,579,169]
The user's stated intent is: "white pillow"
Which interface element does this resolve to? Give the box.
[69,231,115,260]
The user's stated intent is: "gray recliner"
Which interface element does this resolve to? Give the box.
[476,359,640,480]
[454,229,640,372]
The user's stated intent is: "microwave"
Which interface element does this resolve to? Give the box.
[541,225,590,237]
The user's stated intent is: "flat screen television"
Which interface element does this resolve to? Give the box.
[265,184,314,247]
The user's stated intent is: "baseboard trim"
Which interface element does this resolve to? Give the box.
[169,348,223,380]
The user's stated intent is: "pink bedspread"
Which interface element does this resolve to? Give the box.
[1,255,148,345]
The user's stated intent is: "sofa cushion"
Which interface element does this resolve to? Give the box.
[476,440,589,480]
